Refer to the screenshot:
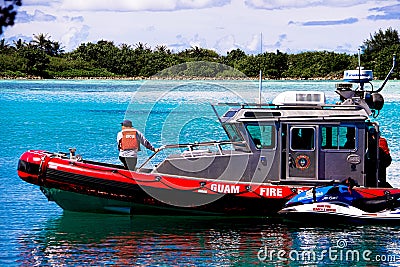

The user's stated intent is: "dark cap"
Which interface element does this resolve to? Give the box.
[121,119,132,127]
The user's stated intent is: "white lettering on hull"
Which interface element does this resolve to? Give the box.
[210,184,240,194]
[259,187,283,197]
[208,184,284,197]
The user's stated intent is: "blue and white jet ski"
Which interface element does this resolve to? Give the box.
[279,183,400,224]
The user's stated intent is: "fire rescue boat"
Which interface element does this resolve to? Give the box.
[18,54,399,216]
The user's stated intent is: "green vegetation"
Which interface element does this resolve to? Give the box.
[0,29,399,80]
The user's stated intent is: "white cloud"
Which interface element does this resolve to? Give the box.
[289,17,359,26]
[188,34,208,49]
[215,35,239,54]
[336,42,353,53]
[23,0,62,6]
[61,25,90,51]
[61,0,231,12]
[4,34,32,44]
[245,0,373,10]
[145,26,156,32]
[272,34,287,49]
[16,10,56,23]
[368,4,400,20]
[62,15,84,23]
[246,34,262,53]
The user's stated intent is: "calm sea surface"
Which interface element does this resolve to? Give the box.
[1,79,400,266]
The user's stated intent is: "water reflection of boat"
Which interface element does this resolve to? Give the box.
[17,214,272,266]
[17,55,400,217]
[17,213,400,265]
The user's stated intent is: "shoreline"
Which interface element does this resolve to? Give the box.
[0,75,343,81]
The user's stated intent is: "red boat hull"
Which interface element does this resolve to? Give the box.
[17,150,400,215]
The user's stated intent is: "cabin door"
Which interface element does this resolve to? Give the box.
[287,125,317,179]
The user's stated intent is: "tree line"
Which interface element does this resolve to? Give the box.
[0,28,399,80]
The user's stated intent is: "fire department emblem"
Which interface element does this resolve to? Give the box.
[295,155,311,170]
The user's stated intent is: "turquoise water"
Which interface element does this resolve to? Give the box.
[2,79,400,266]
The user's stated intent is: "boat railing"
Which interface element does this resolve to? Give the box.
[213,102,368,110]
[137,140,247,171]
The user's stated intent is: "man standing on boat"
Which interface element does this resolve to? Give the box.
[117,119,158,170]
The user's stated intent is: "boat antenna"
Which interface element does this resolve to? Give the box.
[376,53,396,93]
[358,48,362,90]
[258,32,263,105]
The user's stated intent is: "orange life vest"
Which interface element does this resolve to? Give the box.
[379,137,390,155]
[120,129,139,150]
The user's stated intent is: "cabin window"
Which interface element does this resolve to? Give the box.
[291,127,315,150]
[223,124,243,142]
[245,124,276,149]
[321,126,356,150]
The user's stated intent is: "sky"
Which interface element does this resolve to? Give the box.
[2,0,400,55]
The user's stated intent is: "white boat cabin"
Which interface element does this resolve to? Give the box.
[153,90,385,187]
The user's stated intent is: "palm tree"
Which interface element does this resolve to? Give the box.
[179,46,219,61]
[134,42,151,53]
[31,33,51,50]
[154,45,171,54]
[13,38,26,50]
[31,33,64,56]
[50,41,64,56]
[119,43,132,51]
[0,38,10,51]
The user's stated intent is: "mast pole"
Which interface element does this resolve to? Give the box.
[358,48,363,90]
[258,32,263,105]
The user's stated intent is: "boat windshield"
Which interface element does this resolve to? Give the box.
[223,124,244,142]
[245,123,276,149]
